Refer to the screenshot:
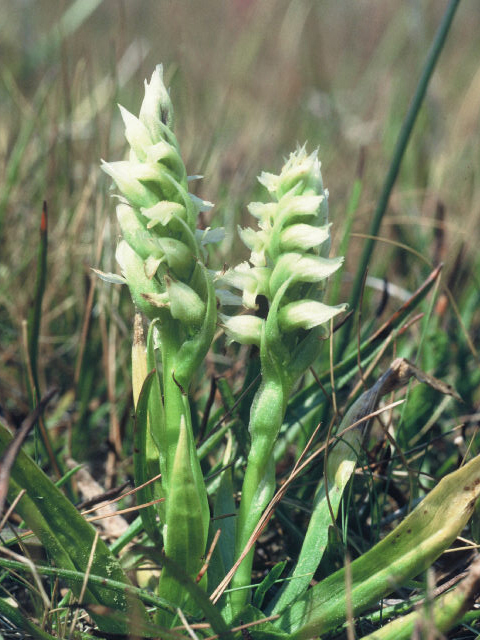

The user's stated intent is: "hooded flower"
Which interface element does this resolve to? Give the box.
[100,65,218,332]
[220,146,347,354]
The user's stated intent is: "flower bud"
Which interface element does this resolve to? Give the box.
[116,241,165,318]
[278,300,348,332]
[139,64,174,137]
[118,105,153,161]
[164,276,206,326]
[220,314,262,347]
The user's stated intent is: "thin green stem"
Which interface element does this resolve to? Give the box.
[336,0,461,361]
[231,378,286,614]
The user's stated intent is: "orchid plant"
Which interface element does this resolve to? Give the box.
[101,64,347,623]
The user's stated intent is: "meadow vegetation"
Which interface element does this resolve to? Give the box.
[1,1,480,638]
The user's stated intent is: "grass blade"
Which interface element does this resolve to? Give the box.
[336,0,461,360]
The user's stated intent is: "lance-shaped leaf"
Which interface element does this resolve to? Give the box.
[0,422,148,633]
[133,367,162,546]
[0,597,57,640]
[275,452,480,638]
[157,416,208,624]
[361,556,480,639]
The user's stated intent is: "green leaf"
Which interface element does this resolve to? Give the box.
[0,596,57,640]
[360,557,480,639]
[159,554,232,638]
[271,382,373,615]
[253,561,287,609]
[208,456,236,621]
[213,452,236,576]
[157,416,209,625]
[0,556,174,614]
[133,369,162,546]
[275,453,480,638]
[0,422,148,633]
[232,604,290,639]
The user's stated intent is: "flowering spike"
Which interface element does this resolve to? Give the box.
[220,146,346,363]
[101,65,218,343]
[226,149,348,611]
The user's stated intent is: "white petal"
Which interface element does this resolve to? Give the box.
[141,201,186,228]
[215,289,243,306]
[144,255,162,279]
[257,171,280,195]
[270,253,343,294]
[247,201,277,221]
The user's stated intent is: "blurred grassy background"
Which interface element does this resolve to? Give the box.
[0,0,479,462]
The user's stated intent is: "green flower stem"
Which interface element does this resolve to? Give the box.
[231,375,288,614]
[221,164,346,614]
[101,66,220,620]
[158,320,182,484]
